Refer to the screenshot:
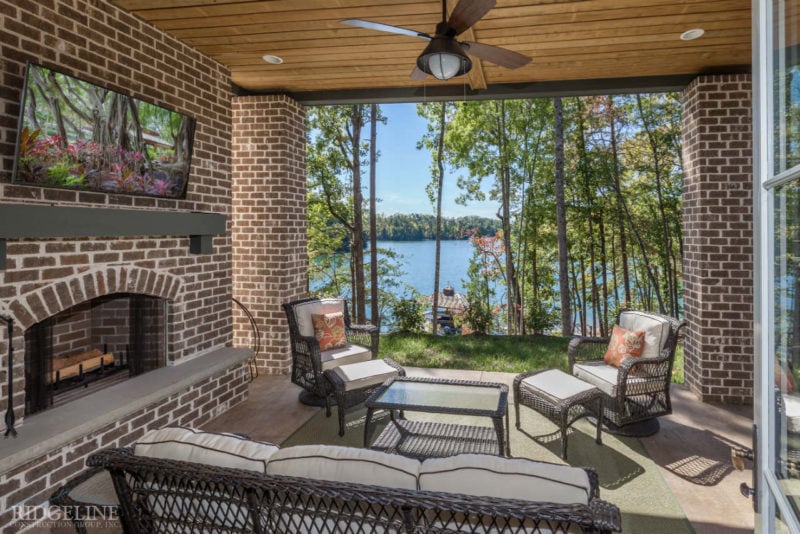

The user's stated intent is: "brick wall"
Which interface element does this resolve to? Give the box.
[681,74,754,403]
[52,302,92,360]
[231,95,307,374]
[2,360,247,532]
[90,295,132,357]
[0,1,241,531]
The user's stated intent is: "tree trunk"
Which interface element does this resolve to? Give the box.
[576,111,599,336]
[598,214,609,335]
[369,104,379,328]
[636,94,677,316]
[554,97,572,335]
[608,96,631,306]
[33,69,68,147]
[496,101,519,334]
[351,106,366,323]
[432,103,447,335]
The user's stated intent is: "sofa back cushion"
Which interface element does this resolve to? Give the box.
[134,427,278,473]
[419,454,592,505]
[266,445,420,490]
[619,310,671,358]
[293,298,346,338]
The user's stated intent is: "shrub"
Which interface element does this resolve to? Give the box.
[392,298,426,333]
[462,299,495,335]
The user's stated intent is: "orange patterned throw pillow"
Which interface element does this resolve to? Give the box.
[603,325,646,367]
[311,312,347,351]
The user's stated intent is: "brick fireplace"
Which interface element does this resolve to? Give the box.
[24,290,167,415]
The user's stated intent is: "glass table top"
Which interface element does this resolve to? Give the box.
[370,379,504,414]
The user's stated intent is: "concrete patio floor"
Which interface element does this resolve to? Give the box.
[204,367,756,534]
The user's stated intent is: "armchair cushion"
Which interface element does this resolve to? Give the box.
[419,454,592,505]
[619,310,671,358]
[573,362,620,397]
[293,297,346,338]
[321,344,372,370]
[574,361,664,398]
[134,427,278,473]
[312,311,347,351]
[604,325,645,367]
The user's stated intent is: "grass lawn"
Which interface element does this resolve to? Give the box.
[381,332,685,384]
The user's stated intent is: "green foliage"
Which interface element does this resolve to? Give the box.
[392,297,426,333]
[375,213,499,240]
[307,94,685,340]
[462,234,501,334]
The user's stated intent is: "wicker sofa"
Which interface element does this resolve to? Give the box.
[86,427,621,533]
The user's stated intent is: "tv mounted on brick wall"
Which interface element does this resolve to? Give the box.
[12,63,195,199]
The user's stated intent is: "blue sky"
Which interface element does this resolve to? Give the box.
[374,103,499,219]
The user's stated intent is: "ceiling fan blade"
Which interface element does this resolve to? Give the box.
[462,41,531,69]
[341,19,430,40]
[410,66,428,80]
[447,0,496,35]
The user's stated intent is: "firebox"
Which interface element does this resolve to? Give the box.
[24,293,167,415]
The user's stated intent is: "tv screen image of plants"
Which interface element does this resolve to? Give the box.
[14,64,195,199]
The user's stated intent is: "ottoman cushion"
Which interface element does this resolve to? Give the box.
[520,369,597,405]
[329,359,400,391]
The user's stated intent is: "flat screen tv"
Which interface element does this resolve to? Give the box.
[12,63,195,199]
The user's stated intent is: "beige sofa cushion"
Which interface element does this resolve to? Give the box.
[293,298,345,338]
[134,427,278,473]
[619,310,671,358]
[266,444,419,490]
[419,454,592,505]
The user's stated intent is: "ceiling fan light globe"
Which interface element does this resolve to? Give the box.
[429,53,463,80]
[416,37,472,80]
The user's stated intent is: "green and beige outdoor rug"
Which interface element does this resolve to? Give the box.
[283,405,693,534]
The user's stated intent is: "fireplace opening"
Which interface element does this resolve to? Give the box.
[24,293,167,415]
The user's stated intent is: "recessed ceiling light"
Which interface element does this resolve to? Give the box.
[262,54,284,64]
[680,28,705,41]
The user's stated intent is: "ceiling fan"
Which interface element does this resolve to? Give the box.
[342,0,531,81]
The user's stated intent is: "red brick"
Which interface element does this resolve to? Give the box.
[681,74,753,404]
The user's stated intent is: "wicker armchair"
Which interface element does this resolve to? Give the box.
[283,297,379,406]
[569,310,686,436]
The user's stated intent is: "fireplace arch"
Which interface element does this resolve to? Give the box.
[4,266,182,331]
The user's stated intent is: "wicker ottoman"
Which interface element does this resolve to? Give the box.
[324,358,405,437]
[514,369,603,460]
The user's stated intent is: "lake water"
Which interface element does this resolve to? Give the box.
[377,239,475,296]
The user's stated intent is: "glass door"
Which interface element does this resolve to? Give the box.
[757,0,800,530]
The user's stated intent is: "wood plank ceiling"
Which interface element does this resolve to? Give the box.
[111,0,751,100]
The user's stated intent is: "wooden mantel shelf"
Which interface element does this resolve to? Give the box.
[0,203,227,269]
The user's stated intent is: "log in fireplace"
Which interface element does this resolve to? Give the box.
[24,293,166,415]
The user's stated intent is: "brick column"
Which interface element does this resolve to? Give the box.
[231,95,307,374]
[681,74,753,403]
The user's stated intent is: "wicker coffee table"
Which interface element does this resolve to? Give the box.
[363,376,509,459]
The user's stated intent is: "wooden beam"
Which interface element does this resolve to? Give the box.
[283,73,705,106]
